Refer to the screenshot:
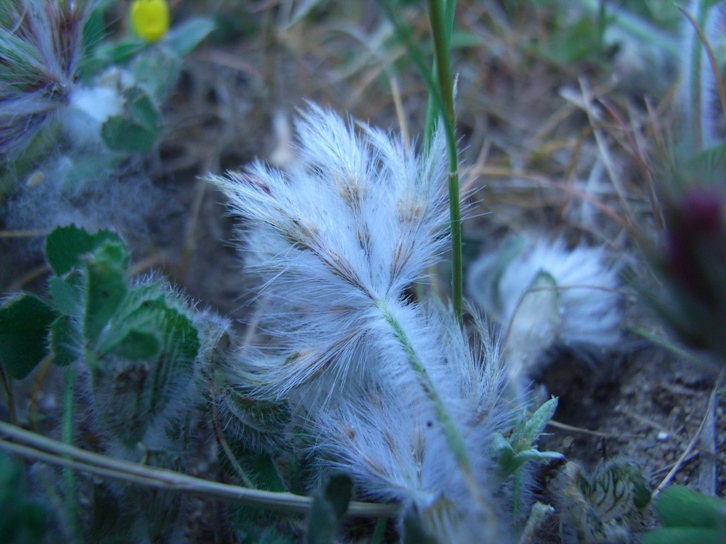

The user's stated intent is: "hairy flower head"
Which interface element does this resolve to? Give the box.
[468,236,622,397]
[213,107,516,539]
[468,236,622,349]
[209,105,450,399]
[0,0,90,158]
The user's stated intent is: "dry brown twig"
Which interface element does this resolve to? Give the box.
[0,421,398,518]
[651,369,725,501]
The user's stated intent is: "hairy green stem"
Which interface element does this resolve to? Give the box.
[377,299,497,529]
[512,468,522,520]
[378,300,468,462]
[427,0,463,325]
[376,300,478,482]
[211,389,256,488]
[62,366,79,539]
[0,366,16,426]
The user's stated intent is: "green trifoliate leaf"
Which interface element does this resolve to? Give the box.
[89,287,200,446]
[131,50,180,103]
[50,315,78,367]
[44,225,123,276]
[101,86,162,153]
[126,86,162,130]
[83,242,128,344]
[101,116,157,153]
[642,527,723,544]
[86,38,146,71]
[163,17,215,57]
[0,294,57,379]
[95,297,163,360]
[48,276,83,316]
[655,486,726,529]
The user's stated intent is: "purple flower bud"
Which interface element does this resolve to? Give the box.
[664,186,724,304]
[680,187,723,234]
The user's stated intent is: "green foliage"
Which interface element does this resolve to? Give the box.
[164,17,216,57]
[0,294,57,379]
[5,221,200,374]
[1,225,201,448]
[101,86,162,153]
[491,397,563,519]
[0,224,213,541]
[306,473,353,544]
[49,315,77,367]
[87,38,149,71]
[491,397,564,478]
[1,1,214,191]
[77,0,115,79]
[533,11,610,66]
[0,453,47,544]
[83,241,129,344]
[45,224,123,277]
[93,16,212,154]
[215,385,292,456]
[232,506,298,544]
[402,505,439,544]
[642,486,726,544]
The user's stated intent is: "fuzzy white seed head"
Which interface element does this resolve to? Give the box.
[209,105,450,399]
[467,236,622,395]
[213,106,516,539]
[305,306,512,542]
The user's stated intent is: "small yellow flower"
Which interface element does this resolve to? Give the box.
[130,0,169,43]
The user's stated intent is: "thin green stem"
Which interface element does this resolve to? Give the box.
[427,0,463,324]
[62,366,79,540]
[372,5,463,318]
